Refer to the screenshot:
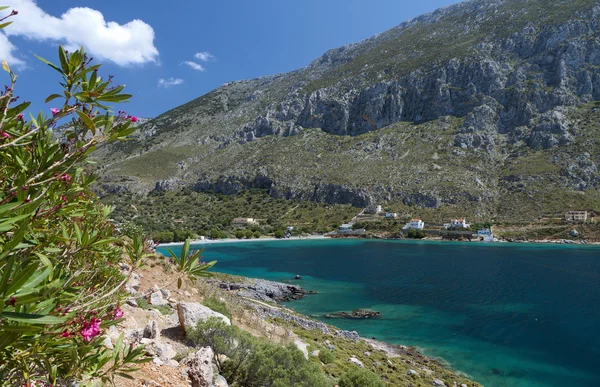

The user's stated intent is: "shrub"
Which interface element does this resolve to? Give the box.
[154,231,175,243]
[188,318,331,387]
[253,231,261,238]
[0,23,148,386]
[235,230,245,239]
[244,229,254,239]
[274,229,285,238]
[318,349,334,364]
[338,368,384,387]
[202,296,232,319]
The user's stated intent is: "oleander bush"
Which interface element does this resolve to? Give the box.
[0,9,151,386]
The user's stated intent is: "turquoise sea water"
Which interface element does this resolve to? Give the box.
[158,239,600,387]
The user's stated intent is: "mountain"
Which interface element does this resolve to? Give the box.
[95,0,600,221]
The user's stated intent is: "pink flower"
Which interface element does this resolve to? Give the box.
[0,132,10,138]
[113,306,124,319]
[80,317,102,342]
[61,330,70,338]
[16,114,23,121]
[129,116,138,123]
[50,108,60,116]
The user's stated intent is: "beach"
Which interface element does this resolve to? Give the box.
[157,234,328,247]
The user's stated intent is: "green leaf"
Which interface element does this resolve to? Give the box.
[0,312,66,325]
[96,94,132,103]
[59,46,69,74]
[45,94,62,103]
[0,21,12,30]
[2,60,10,73]
[76,110,96,133]
[0,325,43,332]
[35,54,63,74]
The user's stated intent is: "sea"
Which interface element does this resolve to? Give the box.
[157,239,600,387]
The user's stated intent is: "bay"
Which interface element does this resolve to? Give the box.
[158,239,600,387]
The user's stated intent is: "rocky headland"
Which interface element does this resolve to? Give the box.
[113,254,481,387]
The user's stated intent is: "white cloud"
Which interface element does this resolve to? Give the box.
[158,78,183,88]
[0,0,159,67]
[183,61,205,71]
[194,51,214,62]
[0,33,24,67]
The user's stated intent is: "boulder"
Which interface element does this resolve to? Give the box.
[150,291,167,306]
[349,357,364,368]
[177,302,231,331]
[127,272,141,290]
[140,338,176,360]
[408,369,419,376]
[143,320,160,340]
[185,347,214,387]
[213,375,229,387]
[433,380,447,386]
[293,339,308,360]
[160,288,171,299]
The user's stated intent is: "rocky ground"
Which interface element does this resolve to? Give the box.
[109,254,481,386]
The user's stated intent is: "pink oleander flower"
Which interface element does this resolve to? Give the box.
[129,116,138,123]
[16,114,23,121]
[113,306,124,319]
[80,317,102,342]
[0,131,11,138]
[50,108,60,116]
[61,330,70,338]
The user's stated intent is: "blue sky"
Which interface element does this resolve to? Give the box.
[0,0,462,118]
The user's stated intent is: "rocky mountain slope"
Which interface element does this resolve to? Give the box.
[95,0,600,221]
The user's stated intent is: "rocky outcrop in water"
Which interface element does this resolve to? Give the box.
[215,278,308,303]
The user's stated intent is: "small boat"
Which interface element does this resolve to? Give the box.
[294,275,302,280]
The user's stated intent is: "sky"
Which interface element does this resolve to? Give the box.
[0,0,463,119]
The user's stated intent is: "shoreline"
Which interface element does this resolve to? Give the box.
[157,233,600,248]
[157,234,328,247]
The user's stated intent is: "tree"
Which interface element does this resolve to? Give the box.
[274,229,285,238]
[235,230,245,239]
[0,15,148,385]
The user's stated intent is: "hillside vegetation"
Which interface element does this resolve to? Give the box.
[95,0,600,222]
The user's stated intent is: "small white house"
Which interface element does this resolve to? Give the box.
[339,224,353,233]
[365,205,383,215]
[445,218,470,229]
[476,228,494,242]
[385,213,398,219]
[232,218,259,226]
[403,219,424,230]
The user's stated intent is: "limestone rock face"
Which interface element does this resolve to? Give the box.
[177,302,231,331]
[184,347,215,387]
[95,0,600,217]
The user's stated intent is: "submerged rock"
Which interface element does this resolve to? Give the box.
[325,309,381,319]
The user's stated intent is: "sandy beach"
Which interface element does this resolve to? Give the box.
[156,234,329,247]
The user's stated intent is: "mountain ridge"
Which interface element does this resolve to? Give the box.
[95,0,600,221]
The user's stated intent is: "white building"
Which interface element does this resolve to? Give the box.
[476,228,494,242]
[403,219,424,230]
[385,213,398,219]
[232,218,259,226]
[445,218,470,229]
[339,224,354,233]
[365,205,382,214]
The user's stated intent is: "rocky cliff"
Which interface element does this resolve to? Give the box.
[95,0,600,220]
